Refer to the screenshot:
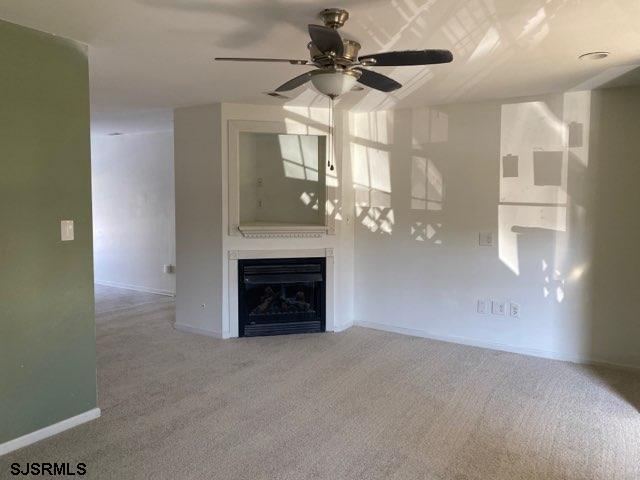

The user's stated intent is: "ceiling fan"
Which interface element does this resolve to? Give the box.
[215,8,453,99]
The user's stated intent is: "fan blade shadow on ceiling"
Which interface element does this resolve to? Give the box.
[134,0,379,49]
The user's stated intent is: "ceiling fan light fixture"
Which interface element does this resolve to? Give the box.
[310,69,360,98]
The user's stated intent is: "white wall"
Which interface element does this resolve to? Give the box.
[586,86,640,367]
[92,131,175,295]
[349,86,640,368]
[173,104,224,336]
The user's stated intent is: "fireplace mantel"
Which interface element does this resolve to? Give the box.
[237,223,331,239]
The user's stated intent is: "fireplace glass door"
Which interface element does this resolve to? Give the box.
[238,258,325,337]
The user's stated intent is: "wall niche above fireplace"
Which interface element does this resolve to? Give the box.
[228,120,332,238]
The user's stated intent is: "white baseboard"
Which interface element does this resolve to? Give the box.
[174,323,223,339]
[355,321,640,371]
[95,280,175,297]
[0,408,101,457]
[333,322,353,333]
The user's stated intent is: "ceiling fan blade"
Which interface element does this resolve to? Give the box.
[275,72,313,92]
[355,69,402,92]
[359,49,453,66]
[215,57,309,65]
[308,24,344,56]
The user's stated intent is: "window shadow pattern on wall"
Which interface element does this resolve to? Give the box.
[347,85,640,410]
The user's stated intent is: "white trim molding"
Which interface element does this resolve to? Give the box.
[238,224,327,239]
[0,408,101,456]
[174,323,224,339]
[95,280,175,297]
[355,320,640,371]
[333,322,353,333]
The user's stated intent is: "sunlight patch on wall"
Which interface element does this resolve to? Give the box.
[411,157,427,209]
[499,101,568,205]
[411,108,449,146]
[325,199,342,221]
[299,191,319,211]
[278,135,320,181]
[282,159,306,180]
[411,157,444,210]
[498,92,591,300]
[350,111,392,144]
[351,142,392,209]
[411,221,442,244]
[369,149,391,192]
[542,260,566,303]
[283,105,329,126]
[498,99,571,277]
[563,91,591,167]
[239,131,325,225]
[356,206,394,235]
[427,159,444,210]
[498,204,567,276]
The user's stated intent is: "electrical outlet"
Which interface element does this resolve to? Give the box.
[163,264,175,274]
[510,302,520,318]
[491,300,506,315]
[479,232,494,246]
[477,300,488,314]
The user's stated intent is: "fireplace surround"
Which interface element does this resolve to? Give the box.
[238,257,326,337]
[225,248,338,338]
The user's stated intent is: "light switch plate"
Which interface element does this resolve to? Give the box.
[60,220,74,241]
[510,302,520,318]
[479,232,494,246]
[491,300,506,315]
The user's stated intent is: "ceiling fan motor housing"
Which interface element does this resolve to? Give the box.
[308,39,361,66]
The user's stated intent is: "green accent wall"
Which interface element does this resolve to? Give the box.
[0,20,97,444]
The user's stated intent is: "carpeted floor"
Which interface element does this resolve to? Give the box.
[2,286,639,479]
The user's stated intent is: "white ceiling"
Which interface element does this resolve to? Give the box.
[2,0,640,133]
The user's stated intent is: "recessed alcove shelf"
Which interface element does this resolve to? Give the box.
[228,120,333,238]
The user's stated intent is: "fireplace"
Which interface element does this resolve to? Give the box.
[238,257,326,337]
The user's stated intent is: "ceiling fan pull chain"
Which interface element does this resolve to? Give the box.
[328,97,335,171]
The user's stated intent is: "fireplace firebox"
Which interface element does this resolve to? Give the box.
[238,257,326,337]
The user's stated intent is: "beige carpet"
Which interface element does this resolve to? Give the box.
[2,286,639,479]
